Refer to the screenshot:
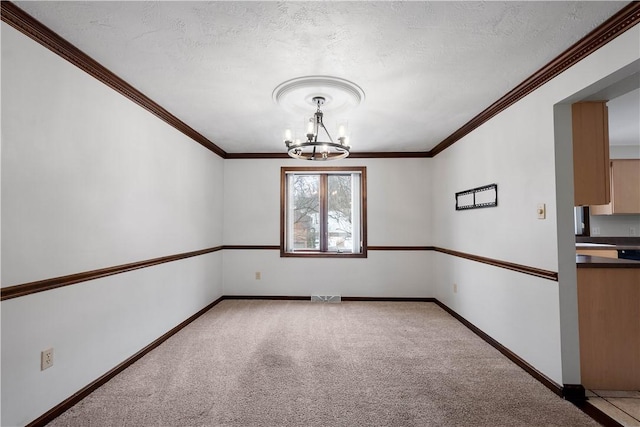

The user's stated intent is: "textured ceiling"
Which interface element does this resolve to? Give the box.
[14,1,629,153]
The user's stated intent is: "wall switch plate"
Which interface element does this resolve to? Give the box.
[631,227,637,236]
[593,227,601,236]
[41,348,53,371]
[255,272,261,280]
[537,203,546,219]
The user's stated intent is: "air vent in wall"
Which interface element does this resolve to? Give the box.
[311,295,342,303]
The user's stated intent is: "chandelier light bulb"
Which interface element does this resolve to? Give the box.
[337,121,348,138]
[284,128,292,142]
[306,119,315,138]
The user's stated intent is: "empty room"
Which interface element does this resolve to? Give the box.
[2,1,639,426]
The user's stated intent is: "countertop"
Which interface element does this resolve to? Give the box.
[576,243,640,250]
[576,236,640,246]
[576,254,640,268]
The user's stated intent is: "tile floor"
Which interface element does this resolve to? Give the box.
[587,389,640,426]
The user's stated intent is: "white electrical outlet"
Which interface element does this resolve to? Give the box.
[41,348,53,371]
[592,227,601,236]
[255,272,261,280]
[630,227,637,236]
[453,283,458,294]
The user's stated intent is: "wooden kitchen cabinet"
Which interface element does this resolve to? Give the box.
[591,159,640,214]
[573,101,611,206]
[577,267,640,390]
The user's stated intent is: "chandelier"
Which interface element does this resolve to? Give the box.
[284,97,350,161]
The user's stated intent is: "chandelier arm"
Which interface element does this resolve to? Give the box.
[318,122,335,144]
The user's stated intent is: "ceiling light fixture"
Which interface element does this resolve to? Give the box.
[284,96,350,161]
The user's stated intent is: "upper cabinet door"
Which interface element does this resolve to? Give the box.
[591,159,640,215]
[573,101,611,206]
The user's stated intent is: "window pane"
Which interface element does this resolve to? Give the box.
[574,207,584,235]
[328,175,352,252]
[290,174,320,250]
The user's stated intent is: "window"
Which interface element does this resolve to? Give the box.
[281,166,367,257]
[574,206,590,236]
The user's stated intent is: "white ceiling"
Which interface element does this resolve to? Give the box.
[15,1,629,154]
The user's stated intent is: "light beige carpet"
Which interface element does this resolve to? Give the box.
[48,300,598,426]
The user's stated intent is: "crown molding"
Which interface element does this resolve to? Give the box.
[0,1,226,158]
[3,1,638,159]
[225,151,431,159]
[430,1,640,156]
[225,153,291,160]
[347,151,432,158]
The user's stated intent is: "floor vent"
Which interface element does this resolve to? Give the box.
[311,295,342,303]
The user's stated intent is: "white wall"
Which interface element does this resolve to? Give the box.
[431,26,640,385]
[590,214,640,237]
[431,97,565,382]
[432,251,562,380]
[1,23,224,426]
[610,145,640,159]
[223,158,433,297]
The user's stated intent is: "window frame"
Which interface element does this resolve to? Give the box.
[575,206,591,237]
[280,166,367,258]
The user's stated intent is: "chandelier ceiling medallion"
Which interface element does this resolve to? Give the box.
[273,76,365,161]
